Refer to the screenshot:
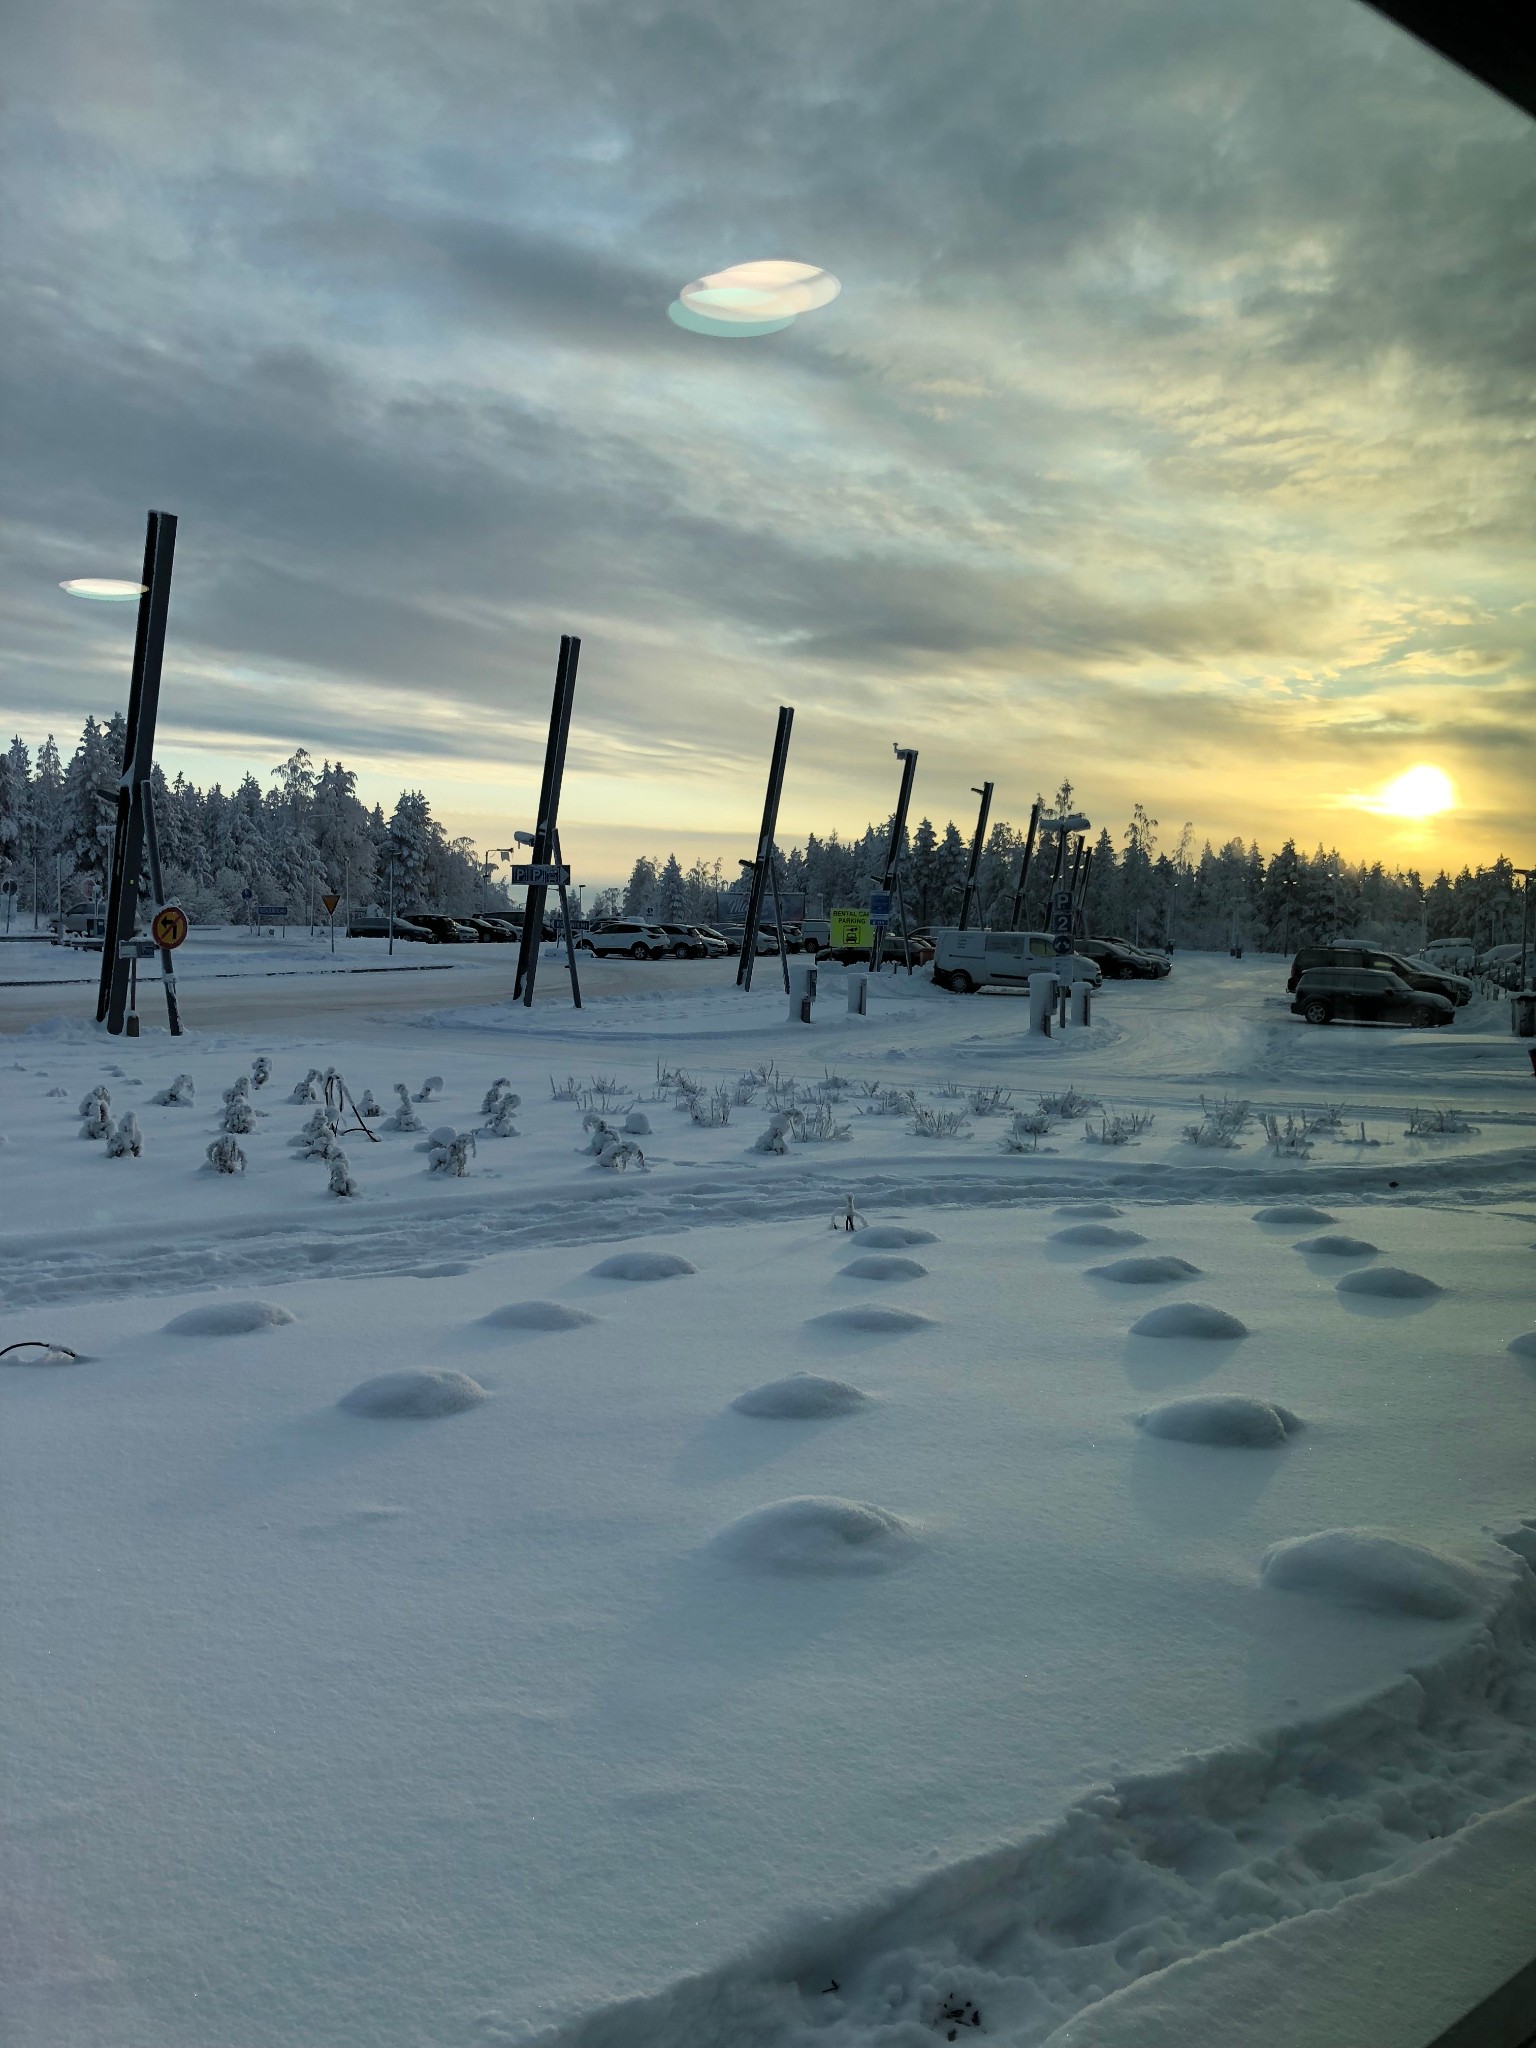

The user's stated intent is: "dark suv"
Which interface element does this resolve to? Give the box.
[1290,968,1453,1028]
[1287,945,1471,1007]
[1079,937,1170,979]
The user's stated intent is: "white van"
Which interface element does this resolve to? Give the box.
[931,928,1102,994]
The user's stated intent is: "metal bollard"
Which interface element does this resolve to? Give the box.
[1028,972,1055,1036]
[847,971,868,1016]
[1071,980,1092,1027]
[788,962,818,1024]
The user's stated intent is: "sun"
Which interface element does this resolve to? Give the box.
[1375,765,1456,818]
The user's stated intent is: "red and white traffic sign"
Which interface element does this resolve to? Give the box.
[322,892,341,915]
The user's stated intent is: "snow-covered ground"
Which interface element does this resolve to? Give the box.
[3,953,1534,2048]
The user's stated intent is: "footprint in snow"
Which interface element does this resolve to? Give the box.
[164,1300,296,1336]
[839,1255,927,1283]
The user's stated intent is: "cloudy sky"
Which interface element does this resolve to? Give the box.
[3,0,1531,885]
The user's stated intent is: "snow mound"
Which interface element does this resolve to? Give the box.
[1088,1255,1201,1285]
[732,1374,870,1419]
[1508,1332,1536,1361]
[338,1370,488,1419]
[588,1251,697,1282]
[1055,1201,1124,1219]
[1260,1528,1481,1619]
[406,1262,471,1278]
[1052,1223,1148,1248]
[808,1305,935,1334]
[1496,1520,1536,1567]
[1337,1266,1442,1300]
[1130,1302,1249,1340]
[482,1300,598,1332]
[0,1343,83,1368]
[1296,1234,1379,1258]
[857,1224,939,1248]
[711,1495,916,1573]
[164,1300,296,1337]
[1138,1395,1300,1447]
[839,1254,927,1282]
[1253,1203,1335,1225]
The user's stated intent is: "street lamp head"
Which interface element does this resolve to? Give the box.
[737,858,756,871]
[513,831,535,847]
[893,744,917,762]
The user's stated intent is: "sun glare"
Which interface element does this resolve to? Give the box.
[1377,764,1456,818]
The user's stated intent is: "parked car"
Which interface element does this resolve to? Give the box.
[1287,945,1472,1006]
[406,914,479,943]
[49,902,107,938]
[685,925,730,958]
[649,923,709,958]
[1422,938,1478,973]
[1077,936,1170,979]
[347,915,437,942]
[691,924,734,954]
[715,922,781,956]
[930,928,1101,993]
[460,916,518,942]
[576,920,668,959]
[1290,967,1453,1028]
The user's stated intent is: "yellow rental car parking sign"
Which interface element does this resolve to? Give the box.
[829,908,873,949]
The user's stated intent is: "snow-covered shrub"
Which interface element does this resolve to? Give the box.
[1085,1110,1153,1146]
[967,1085,1013,1116]
[594,1134,644,1170]
[588,1073,624,1109]
[250,1056,271,1089]
[550,1073,585,1102]
[79,1094,112,1140]
[206,1134,246,1173]
[1305,1102,1347,1133]
[911,1105,970,1138]
[222,1097,256,1135]
[481,1097,521,1138]
[1181,1096,1252,1147]
[387,1083,423,1132]
[481,1077,514,1114]
[428,1129,476,1175]
[731,1074,761,1106]
[623,1108,650,1136]
[79,1084,111,1121]
[412,1075,443,1103]
[105,1112,142,1157]
[223,1075,252,1106]
[753,1112,794,1154]
[794,1102,850,1143]
[1405,1106,1478,1136]
[690,1086,732,1127]
[327,1151,358,1196]
[1038,1086,1100,1118]
[861,1086,916,1117]
[817,1069,851,1096]
[582,1112,619,1154]
[290,1068,323,1104]
[1264,1113,1312,1157]
[357,1089,382,1119]
[933,1079,967,1099]
[765,1076,800,1113]
[153,1073,194,1106]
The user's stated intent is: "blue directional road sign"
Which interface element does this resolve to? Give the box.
[869,890,893,921]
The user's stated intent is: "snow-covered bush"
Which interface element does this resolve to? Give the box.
[79,1093,112,1140]
[481,1077,514,1114]
[105,1112,142,1158]
[581,1112,619,1154]
[79,1084,111,1121]
[1405,1106,1479,1136]
[933,1079,967,1099]
[356,1089,382,1118]
[861,1086,917,1117]
[223,1075,252,1107]
[386,1083,423,1132]
[794,1102,851,1142]
[623,1108,651,1136]
[1085,1110,1153,1146]
[594,1134,644,1170]
[428,1129,475,1175]
[290,1068,323,1104]
[206,1134,246,1173]
[690,1086,732,1127]
[753,1112,794,1154]
[153,1073,194,1106]
[968,1085,1013,1116]
[911,1105,970,1138]
[1264,1112,1312,1157]
[1181,1096,1251,1147]
[588,1073,624,1109]
[550,1073,585,1103]
[250,1056,271,1089]
[731,1074,761,1106]
[327,1152,358,1197]
[412,1075,444,1103]
[481,1097,521,1138]
[222,1098,257,1135]
[1039,1086,1100,1118]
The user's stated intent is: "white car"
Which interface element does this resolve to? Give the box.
[576,920,668,960]
[930,927,1102,994]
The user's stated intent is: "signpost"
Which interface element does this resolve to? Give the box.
[513,634,584,1011]
[959,781,994,931]
[871,746,918,974]
[97,508,183,1036]
[737,706,795,995]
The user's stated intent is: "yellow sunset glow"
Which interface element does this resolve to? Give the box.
[1375,764,1456,818]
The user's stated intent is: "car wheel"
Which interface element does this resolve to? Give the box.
[629,942,648,959]
[669,942,689,958]
[949,970,976,995]
[1302,999,1330,1026]
[1410,1009,1436,1028]
[1112,963,1132,979]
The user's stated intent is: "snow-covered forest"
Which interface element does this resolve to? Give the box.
[612,783,1529,955]
[0,729,1526,951]
[0,727,501,924]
